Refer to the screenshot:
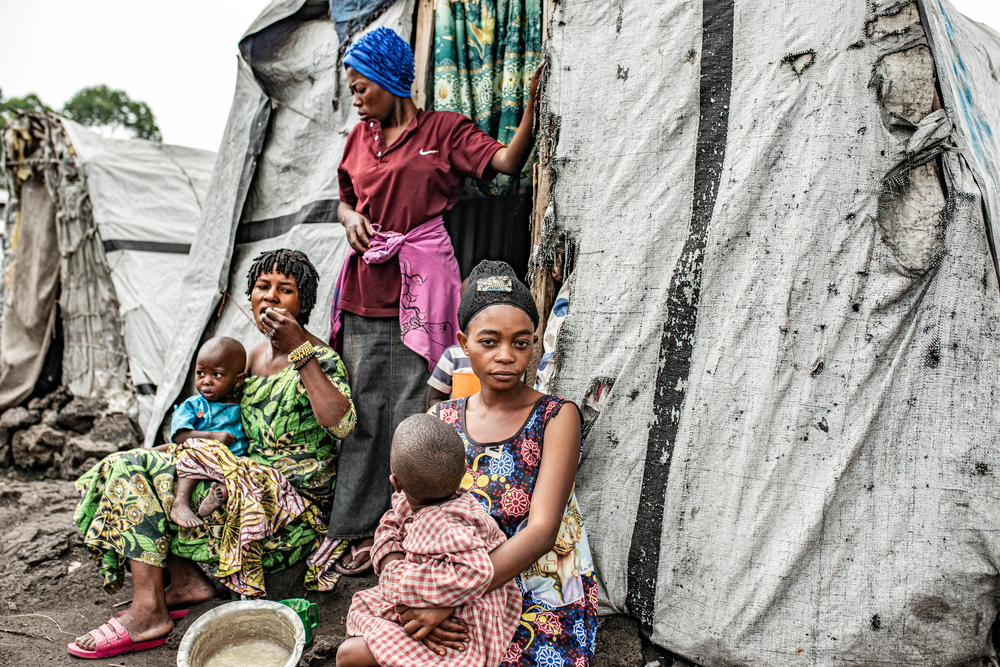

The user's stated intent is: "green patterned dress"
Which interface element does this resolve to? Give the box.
[74,346,355,597]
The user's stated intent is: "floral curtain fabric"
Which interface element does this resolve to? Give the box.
[432,0,542,195]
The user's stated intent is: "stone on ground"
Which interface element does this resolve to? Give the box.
[58,436,119,479]
[57,397,108,433]
[11,424,67,469]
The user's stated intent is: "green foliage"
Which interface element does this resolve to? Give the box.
[61,85,162,142]
[0,89,52,136]
[0,89,52,187]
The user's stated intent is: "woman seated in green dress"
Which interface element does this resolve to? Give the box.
[68,249,355,660]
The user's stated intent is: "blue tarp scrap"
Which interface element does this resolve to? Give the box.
[329,0,397,44]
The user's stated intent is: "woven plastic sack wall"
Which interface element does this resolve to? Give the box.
[544,0,1000,663]
[146,0,413,444]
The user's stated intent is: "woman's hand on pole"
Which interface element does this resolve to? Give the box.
[528,59,545,107]
[338,201,373,253]
[488,60,546,176]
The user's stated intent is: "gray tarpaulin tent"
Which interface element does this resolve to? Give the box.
[144,0,414,445]
[0,113,214,428]
[534,0,1000,663]
[145,0,1000,662]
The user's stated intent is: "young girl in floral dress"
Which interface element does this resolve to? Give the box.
[398,260,597,666]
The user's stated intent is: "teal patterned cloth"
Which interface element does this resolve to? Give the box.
[432,0,542,196]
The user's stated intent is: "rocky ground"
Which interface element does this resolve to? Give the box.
[0,386,678,665]
[0,386,143,482]
[0,468,677,666]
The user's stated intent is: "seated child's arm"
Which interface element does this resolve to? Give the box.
[370,502,406,573]
[426,347,455,410]
[426,387,450,411]
[172,429,237,446]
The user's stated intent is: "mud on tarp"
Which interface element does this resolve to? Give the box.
[541,0,1000,663]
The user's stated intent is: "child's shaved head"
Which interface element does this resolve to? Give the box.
[198,337,246,369]
[391,414,466,505]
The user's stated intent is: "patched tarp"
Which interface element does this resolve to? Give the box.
[541,0,1000,663]
[0,175,59,409]
[61,122,215,426]
[145,0,414,445]
[0,114,215,425]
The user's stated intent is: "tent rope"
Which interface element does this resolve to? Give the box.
[217,290,257,327]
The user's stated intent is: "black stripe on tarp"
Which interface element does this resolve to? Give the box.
[625,0,735,633]
[135,383,157,396]
[235,199,340,245]
[102,240,191,254]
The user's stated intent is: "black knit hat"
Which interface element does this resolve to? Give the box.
[457,261,539,332]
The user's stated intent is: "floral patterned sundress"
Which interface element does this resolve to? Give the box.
[438,395,598,667]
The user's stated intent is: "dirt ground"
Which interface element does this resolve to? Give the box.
[0,470,666,666]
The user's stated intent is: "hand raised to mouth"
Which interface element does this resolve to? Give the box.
[261,307,308,355]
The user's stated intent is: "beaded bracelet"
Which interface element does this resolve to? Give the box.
[287,341,315,365]
[294,350,317,371]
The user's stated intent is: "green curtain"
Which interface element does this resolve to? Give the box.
[432,0,542,196]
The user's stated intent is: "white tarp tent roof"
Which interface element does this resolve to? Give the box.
[0,114,214,426]
[540,0,1000,663]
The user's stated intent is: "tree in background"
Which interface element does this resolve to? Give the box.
[0,90,52,134]
[0,86,160,188]
[61,85,161,141]
[0,90,54,189]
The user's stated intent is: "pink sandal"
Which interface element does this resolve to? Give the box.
[67,617,168,659]
[334,542,374,576]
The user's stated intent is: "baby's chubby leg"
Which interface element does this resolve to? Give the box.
[336,637,379,667]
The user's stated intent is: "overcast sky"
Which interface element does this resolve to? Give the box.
[0,0,998,153]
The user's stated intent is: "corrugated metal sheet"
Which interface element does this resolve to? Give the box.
[444,192,532,280]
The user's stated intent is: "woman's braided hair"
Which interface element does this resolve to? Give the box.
[245,249,319,326]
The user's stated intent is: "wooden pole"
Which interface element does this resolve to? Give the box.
[526,0,560,387]
[412,0,436,109]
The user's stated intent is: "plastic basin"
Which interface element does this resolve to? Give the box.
[176,600,305,667]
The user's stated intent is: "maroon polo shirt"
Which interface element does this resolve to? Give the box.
[337,109,503,317]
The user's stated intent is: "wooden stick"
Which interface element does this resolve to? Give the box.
[526,0,560,386]
[412,0,436,109]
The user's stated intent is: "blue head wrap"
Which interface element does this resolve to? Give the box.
[343,27,415,98]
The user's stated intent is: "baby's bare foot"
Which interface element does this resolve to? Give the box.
[169,500,204,528]
[197,482,228,517]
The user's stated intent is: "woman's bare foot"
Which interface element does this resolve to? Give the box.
[163,554,217,609]
[197,482,228,517]
[73,607,175,651]
[169,499,204,528]
[334,537,375,576]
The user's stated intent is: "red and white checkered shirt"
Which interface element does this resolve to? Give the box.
[346,491,521,667]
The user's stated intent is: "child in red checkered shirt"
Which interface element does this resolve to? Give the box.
[337,414,521,667]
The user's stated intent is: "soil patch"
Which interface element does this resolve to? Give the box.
[0,470,649,665]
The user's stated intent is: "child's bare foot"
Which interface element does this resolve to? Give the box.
[169,500,204,528]
[198,482,228,517]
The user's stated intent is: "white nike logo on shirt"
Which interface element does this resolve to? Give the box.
[419,149,439,155]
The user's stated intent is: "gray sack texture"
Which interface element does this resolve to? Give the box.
[544,0,1000,664]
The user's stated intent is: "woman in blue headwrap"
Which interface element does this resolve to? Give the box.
[329,26,543,576]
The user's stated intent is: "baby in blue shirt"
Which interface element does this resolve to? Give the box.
[167,337,247,528]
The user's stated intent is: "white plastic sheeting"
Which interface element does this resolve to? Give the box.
[543,0,1000,663]
[0,114,215,426]
[61,122,215,427]
[145,0,414,445]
